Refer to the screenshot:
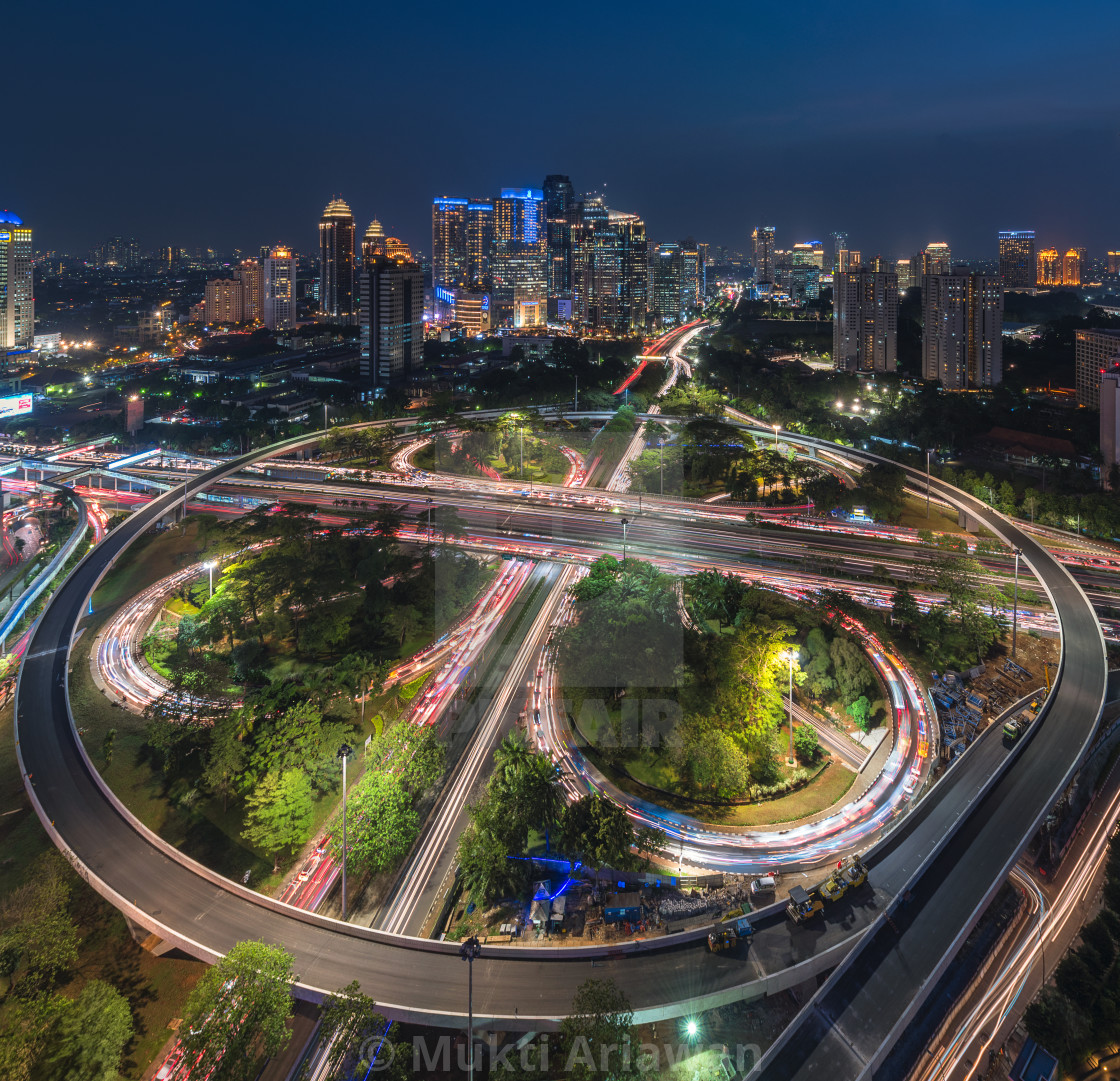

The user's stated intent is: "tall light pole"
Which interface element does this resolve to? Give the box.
[459,936,482,1081]
[426,498,433,546]
[658,439,664,497]
[787,649,796,765]
[772,423,780,449]
[925,449,932,519]
[519,423,524,478]
[204,560,216,598]
[1012,547,1022,657]
[338,743,353,919]
[620,517,630,562]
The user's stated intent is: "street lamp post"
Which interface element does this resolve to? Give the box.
[926,450,932,519]
[772,423,780,449]
[787,650,796,765]
[658,439,664,497]
[621,517,630,562]
[519,424,524,478]
[426,498,433,546]
[338,743,353,919]
[459,936,482,1081]
[204,560,216,598]
[1012,547,1022,656]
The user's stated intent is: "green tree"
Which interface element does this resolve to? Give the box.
[178,941,294,1081]
[793,724,820,762]
[0,852,80,994]
[242,770,314,873]
[558,795,634,869]
[340,772,418,875]
[830,635,871,704]
[456,805,523,905]
[203,713,246,812]
[849,695,872,732]
[366,721,445,797]
[41,979,132,1081]
[316,981,408,1081]
[559,978,638,1081]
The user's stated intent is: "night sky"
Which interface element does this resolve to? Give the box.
[10,0,1120,259]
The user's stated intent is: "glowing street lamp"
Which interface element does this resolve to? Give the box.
[621,517,630,562]
[203,560,217,598]
[338,743,353,918]
[772,423,780,448]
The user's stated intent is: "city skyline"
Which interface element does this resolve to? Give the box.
[6,2,1120,256]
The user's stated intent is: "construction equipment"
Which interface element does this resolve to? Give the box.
[843,856,869,889]
[819,867,848,903]
[786,885,824,924]
[708,928,737,952]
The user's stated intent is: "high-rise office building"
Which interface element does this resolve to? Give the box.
[543,175,575,300]
[752,226,776,281]
[1062,249,1081,286]
[385,237,413,262]
[203,278,244,324]
[790,241,825,269]
[359,254,423,389]
[1037,248,1061,286]
[833,269,898,373]
[836,250,862,274]
[571,203,648,334]
[922,271,1003,389]
[652,243,683,325]
[1075,328,1120,408]
[998,230,1036,289]
[318,197,356,322]
[432,197,469,289]
[237,259,262,322]
[681,243,700,311]
[830,232,849,273]
[916,242,952,277]
[1101,366,1120,486]
[1109,252,1120,275]
[362,220,387,262]
[0,210,34,353]
[1076,247,1089,283]
[895,258,912,290]
[262,247,296,330]
[493,188,547,327]
[465,200,493,290]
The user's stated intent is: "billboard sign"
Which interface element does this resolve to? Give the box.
[0,394,34,420]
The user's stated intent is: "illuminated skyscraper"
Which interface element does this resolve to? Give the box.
[752,226,775,281]
[465,200,493,289]
[915,242,952,277]
[833,269,898,372]
[543,175,575,299]
[1109,252,1120,275]
[204,278,244,324]
[362,220,386,262]
[652,243,684,325]
[0,210,34,353]
[237,259,262,323]
[895,258,911,290]
[493,188,547,326]
[998,230,1035,289]
[790,241,825,269]
[830,232,848,273]
[431,197,469,289]
[1075,328,1120,408]
[922,271,1003,389]
[319,197,356,322]
[1037,248,1061,286]
[1062,249,1081,286]
[262,247,296,330]
[359,254,423,389]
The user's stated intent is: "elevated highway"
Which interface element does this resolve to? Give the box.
[13,416,1107,1044]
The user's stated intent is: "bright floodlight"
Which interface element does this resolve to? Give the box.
[686,1020,698,1038]
[203,560,217,569]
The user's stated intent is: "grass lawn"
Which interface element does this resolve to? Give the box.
[897,493,997,537]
